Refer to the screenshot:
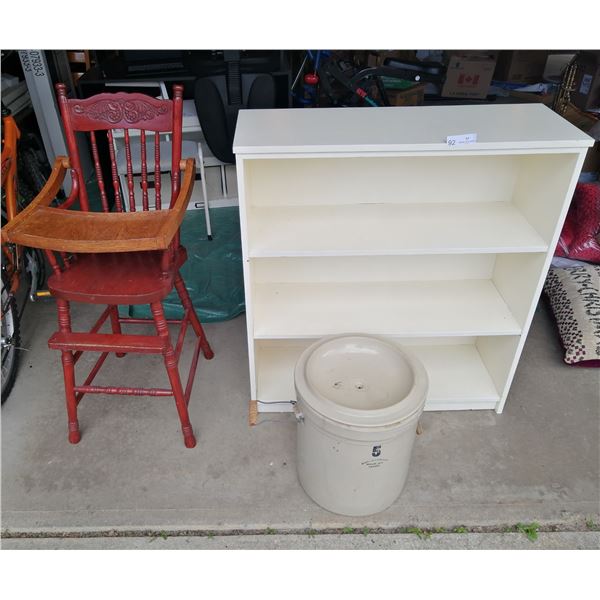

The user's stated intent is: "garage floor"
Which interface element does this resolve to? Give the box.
[1,296,598,549]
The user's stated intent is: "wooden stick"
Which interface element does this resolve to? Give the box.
[249,400,258,426]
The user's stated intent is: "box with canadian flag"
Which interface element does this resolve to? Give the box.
[441,53,497,99]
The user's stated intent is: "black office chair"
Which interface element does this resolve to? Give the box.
[194,65,276,165]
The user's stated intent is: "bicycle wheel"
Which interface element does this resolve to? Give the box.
[1,269,21,402]
[18,133,51,200]
[24,247,47,295]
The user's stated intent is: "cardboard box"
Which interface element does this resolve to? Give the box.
[494,51,549,83]
[441,54,496,99]
[367,50,417,68]
[571,51,600,111]
[384,83,426,106]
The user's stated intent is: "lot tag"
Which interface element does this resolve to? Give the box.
[446,133,477,146]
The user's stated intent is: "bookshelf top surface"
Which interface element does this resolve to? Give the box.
[234,104,593,155]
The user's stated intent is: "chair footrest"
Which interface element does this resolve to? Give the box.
[48,332,168,354]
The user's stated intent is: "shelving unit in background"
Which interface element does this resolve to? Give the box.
[233,104,592,419]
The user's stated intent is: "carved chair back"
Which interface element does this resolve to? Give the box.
[55,83,184,214]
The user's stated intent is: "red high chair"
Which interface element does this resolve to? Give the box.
[1,83,213,448]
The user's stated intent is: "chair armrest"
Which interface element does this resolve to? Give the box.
[1,156,70,244]
[157,157,196,245]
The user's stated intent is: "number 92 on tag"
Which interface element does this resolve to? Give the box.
[446,133,477,146]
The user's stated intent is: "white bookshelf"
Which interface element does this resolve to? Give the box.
[233,104,592,415]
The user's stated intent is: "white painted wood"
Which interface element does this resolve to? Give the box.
[251,254,495,284]
[255,338,500,411]
[235,159,257,400]
[253,280,521,339]
[234,105,593,154]
[237,147,589,160]
[413,344,500,410]
[493,254,547,326]
[255,340,305,406]
[247,203,548,257]
[494,150,589,413]
[245,154,521,206]
[234,106,593,414]
[512,153,580,243]
[476,336,521,401]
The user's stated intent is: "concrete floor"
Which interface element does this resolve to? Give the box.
[3,532,598,550]
[1,297,599,548]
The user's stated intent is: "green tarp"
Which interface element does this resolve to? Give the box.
[128,207,245,322]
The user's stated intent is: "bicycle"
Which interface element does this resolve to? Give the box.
[291,51,444,108]
[1,104,47,401]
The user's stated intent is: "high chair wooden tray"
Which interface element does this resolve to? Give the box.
[1,156,195,253]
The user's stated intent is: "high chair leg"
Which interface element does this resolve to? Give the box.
[57,299,80,444]
[174,272,214,360]
[109,305,126,358]
[61,350,81,444]
[151,301,196,449]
